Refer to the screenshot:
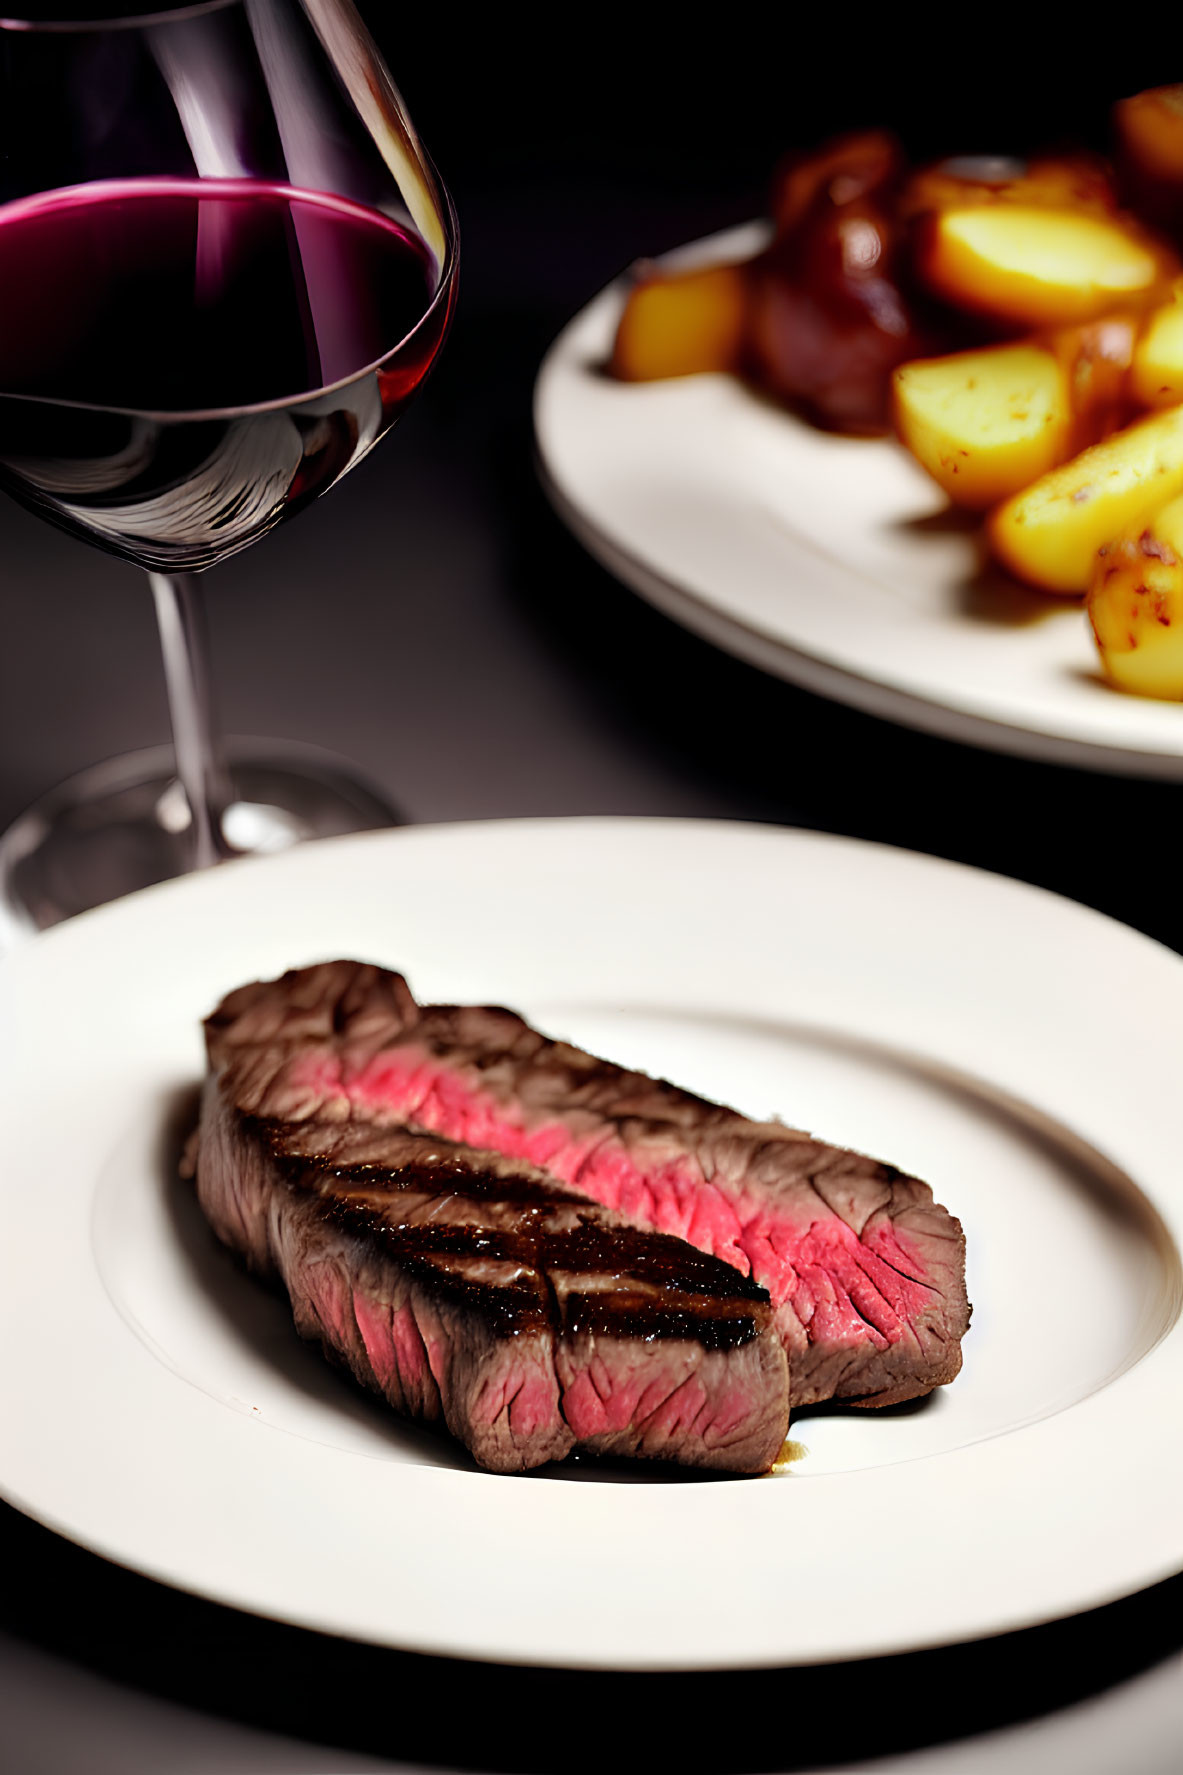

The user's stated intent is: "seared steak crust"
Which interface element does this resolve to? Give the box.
[205,962,970,1412]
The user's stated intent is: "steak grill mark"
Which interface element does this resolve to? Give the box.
[266,1126,775,1349]
[190,1070,792,1474]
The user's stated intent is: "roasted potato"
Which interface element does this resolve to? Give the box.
[892,343,1074,509]
[1087,493,1183,696]
[989,404,1183,593]
[610,259,749,382]
[914,204,1169,328]
[893,315,1137,510]
[1129,283,1183,408]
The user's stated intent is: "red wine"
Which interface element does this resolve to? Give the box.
[0,178,455,571]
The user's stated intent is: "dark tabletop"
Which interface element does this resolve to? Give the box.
[1,18,1180,1772]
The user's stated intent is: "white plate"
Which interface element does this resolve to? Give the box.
[535,224,1183,777]
[1,816,1181,1670]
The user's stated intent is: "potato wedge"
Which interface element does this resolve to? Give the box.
[610,259,749,382]
[914,204,1168,328]
[1087,493,1183,696]
[892,343,1073,508]
[893,316,1137,510]
[988,404,1183,592]
[1129,285,1183,408]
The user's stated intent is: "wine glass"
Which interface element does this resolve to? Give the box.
[0,0,458,937]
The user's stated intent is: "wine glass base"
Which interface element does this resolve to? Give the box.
[0,740,398,941]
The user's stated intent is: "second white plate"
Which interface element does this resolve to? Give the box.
[535,225,1183,777]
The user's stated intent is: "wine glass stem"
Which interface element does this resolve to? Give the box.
[148,571,233,869]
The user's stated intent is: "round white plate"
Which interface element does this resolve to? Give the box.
[1,816,1181,1670]
[535,224,1183,777]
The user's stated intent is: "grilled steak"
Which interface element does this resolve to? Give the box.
[192,995,791,1475]
[202,962,969,1413]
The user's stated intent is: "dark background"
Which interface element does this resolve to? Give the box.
[1,15,1182,1772]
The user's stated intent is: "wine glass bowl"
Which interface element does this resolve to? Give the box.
[0,176,456,573]
[0,0,458,935]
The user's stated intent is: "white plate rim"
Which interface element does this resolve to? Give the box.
[533,225,1183,780]
[1,814,1181,1671]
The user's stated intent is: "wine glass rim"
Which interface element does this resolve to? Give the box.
[0,175,459,422]
[0,1,236,31]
